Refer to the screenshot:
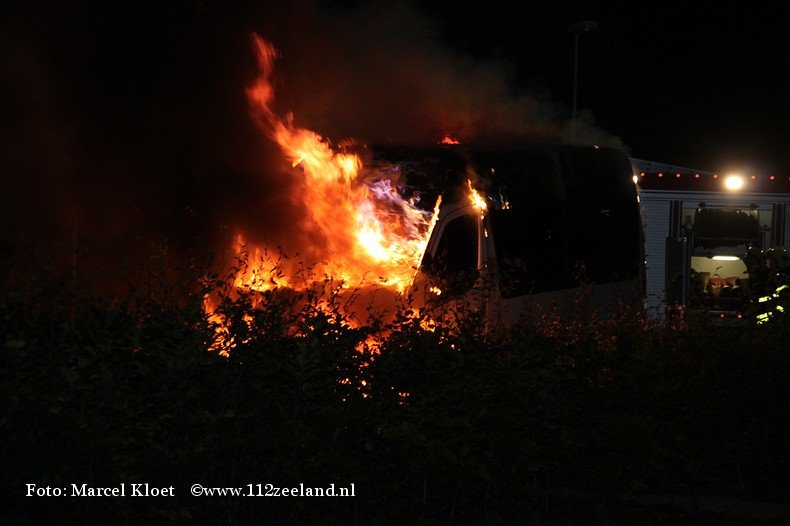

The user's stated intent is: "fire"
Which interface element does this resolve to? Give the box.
[229,233,292,292]
[240,34,441,294]
[467,179,487,215]
[202,294,240,357]
[440,135,461,145]
[204,34,446,353]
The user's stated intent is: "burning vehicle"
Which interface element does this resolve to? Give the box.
[208,35,645,334]
[370,143,645,326]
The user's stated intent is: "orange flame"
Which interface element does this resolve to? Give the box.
[440,135,461,145]
[467,179,487,215]
[241,34,441,294]
[204,35,448,354]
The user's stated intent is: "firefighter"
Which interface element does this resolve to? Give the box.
[743,246,769,298]
[755,247,790,324]
[743,245,766,276]
[766,246,790,273]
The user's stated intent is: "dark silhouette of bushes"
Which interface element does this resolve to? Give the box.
[2,255,789,524]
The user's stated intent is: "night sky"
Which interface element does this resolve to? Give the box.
[423,3,790,174]
[2,1,788,268]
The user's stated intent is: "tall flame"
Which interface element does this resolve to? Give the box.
[467,179,487,215]
[236,35,440,293]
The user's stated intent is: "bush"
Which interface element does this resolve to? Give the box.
[2,255,789,524]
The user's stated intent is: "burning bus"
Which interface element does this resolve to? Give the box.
[369,143,644,325]
[230,34,645,329]
[633,160,790,322]
[235,33,787,331]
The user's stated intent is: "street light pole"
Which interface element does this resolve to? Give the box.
[572,31,579,126]
[568,20,598,144]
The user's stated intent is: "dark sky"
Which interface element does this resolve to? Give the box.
[418,3,790,173]
[2,1,788,269]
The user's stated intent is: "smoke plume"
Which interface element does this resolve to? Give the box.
[1,1,624,288]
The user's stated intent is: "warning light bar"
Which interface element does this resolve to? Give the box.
[633,171,790,193]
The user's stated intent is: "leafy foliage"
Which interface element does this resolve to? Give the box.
[2,254,789,524]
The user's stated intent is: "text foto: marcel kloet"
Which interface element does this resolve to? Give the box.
[27,483,173,497]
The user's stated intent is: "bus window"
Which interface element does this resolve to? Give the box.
[694,208,761,249]
[430,214,479,295]
[490,206,568,297]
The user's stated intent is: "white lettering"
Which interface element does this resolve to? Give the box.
[27,485,63,497]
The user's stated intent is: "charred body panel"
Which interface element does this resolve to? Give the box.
[370,144,644,322]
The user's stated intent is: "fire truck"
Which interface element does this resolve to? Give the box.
[633,159,790,322]
[370,143,644,325]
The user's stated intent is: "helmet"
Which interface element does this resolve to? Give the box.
[766,246,790,271]
[742,246,766,274]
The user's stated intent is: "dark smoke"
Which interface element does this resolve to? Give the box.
[1,1,623,289]
[259,2,623,148]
